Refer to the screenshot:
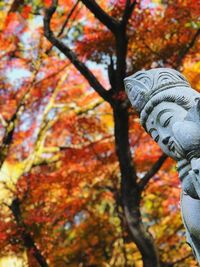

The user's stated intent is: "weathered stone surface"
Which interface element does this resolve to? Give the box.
[124,68,200,262]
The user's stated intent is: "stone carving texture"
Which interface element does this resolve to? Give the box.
[124,68,200,263]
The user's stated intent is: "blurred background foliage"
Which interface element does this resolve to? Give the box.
[0,0,199,266]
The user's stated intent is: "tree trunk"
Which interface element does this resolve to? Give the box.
[113,105,160,267]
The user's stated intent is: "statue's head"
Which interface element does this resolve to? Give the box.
[124,68,199,160]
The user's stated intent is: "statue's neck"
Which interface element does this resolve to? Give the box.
[177,158,191,182]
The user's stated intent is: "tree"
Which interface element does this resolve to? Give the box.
[0,0,199,266]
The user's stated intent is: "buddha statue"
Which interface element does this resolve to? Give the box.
[124,68,200,262]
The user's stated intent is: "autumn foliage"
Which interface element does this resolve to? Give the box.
[0,0,199,266]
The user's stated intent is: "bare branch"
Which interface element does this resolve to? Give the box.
[58,0,80,37]
[46,1,81,54]
[162,253,193,266]
[176,28,200,70]
[171,253,193,265]
[44,0,114,105]
[139,154,168,191]
[9,198,49,267]
[9,0,25,13]
[80,0,119,34]
[121,0,136,26]
[114,0,137,92]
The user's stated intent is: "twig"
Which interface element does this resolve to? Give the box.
[58,0,80,37]
[139,154,168,191]
[176,29,200,70]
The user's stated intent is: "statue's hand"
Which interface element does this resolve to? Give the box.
[189,158,200,199]
[182,173,199,199]
[181,158,200,199]
[184,158,200,199]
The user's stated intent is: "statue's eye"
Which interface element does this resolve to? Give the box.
[163,116,173,127]
[155,135,159,142]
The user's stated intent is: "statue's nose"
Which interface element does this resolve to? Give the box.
[162,136,170,145]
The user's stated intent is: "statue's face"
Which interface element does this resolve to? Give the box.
[145,102,187,160]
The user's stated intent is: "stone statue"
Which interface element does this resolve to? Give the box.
[124,68,200,263]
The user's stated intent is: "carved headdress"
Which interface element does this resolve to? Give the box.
[124,68,198,126]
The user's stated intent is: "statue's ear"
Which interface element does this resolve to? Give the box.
[185,97,200,122]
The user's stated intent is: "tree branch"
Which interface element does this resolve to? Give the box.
[9,198,49,267]
[139,154,168,191]
[45,1,81,54]
[161,253,193,267]
[80,0,136,93]
[80,0,119,34]
[176,29,200,69]
[114,1,136,93]
[44,0,114,105]
[58,0,80,37]
[0,66,40,168]
[121,0,136,26]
